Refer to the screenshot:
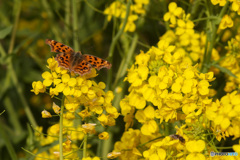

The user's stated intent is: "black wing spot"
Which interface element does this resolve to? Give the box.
[54,42,57,45]
[60,57,64,60]
[101,60,104,64]
[89,60,92,63]
[84,67,88,70]
[62,49,66,52]
[56,49,60,52]
[89,56,93,59]
[66,55,68,58]
[60,44,64,47]
[94,57,97,61]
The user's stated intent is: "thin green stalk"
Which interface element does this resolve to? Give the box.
[126,34,150,49]
[108,0,132,61]
[0,120,18,160]
[65,0,71,41]
[8,62,38,128]
[201,1,229,73]
[72,0,80,51]
[102,132,112,160]
[113,34,138,89]
[106,0,132,90]
[41,0,61,41]
[59,96,65,160]
[5,0,37,128]
[83,134,88,158]
[8,0,21,54]
[4,97,23,133]
[84,0,103,14]
[192,16,219,23]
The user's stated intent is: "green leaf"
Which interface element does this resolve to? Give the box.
[0,26,13,39]
[213,64,237,78]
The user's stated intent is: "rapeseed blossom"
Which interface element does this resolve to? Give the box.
[114,1,240,159]
[30,1,240,159]
[103,0,149,32]
[163,2,183,26]
[31,57,118,159]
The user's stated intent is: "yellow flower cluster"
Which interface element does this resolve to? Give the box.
[120,35,215,135]
[206,91,240,141]
[212,0,240,16]
[34,125,81,159]
[113,129,152,159]
[113,2,240,160]
[103,0,149,32]
[221,35,240,92]
[32,57,119,124]
[31,57,118,159]
[162,2,219,64]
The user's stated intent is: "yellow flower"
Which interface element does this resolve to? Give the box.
[152,40,175,58]
[31,81,46,95]
[82,123,96,134]
[219,15,234,30]
[41,109,52,118]
[135,106,158,135]
[198,80,210,95]
[176,19,194,35]
[122,14,138,32]
[233,141,240,154]
[98,132,109,140]
[107,151,121,159]
[126,65,148,87]
[103,1,126,21]
[211,0,226,6]
[231,0,240,15]
[52,102,60,114]
[186,140,205,160]
[120,97,132,115]
[135,50,150,66]
[129,91,146,109]
[164,2,183,25]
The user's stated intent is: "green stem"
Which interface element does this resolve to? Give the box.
[83,134,88,158]
[113,34,138,89]
[3,96,23,133]
[72,0,80,51]
[41,0,61,41]
[84,0,103,14]
[106,0,132,90]
[201,1,229,73]
[0,120,18,160]
[59,96,65,160]
[108,0,131,61]
[9,63,38,128]
[65,0,71,41]
[5,0,37,128]
[8,0,21,54]
[102,132,112,160]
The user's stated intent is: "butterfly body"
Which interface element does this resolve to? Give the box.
[46,39,112,75]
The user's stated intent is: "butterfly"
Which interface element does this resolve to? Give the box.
[45,39,112,75]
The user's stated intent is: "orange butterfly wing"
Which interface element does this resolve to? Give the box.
[45,39,74,53]
[83,54,112,70]
[55,52,73,70]
[71,58,92,75]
